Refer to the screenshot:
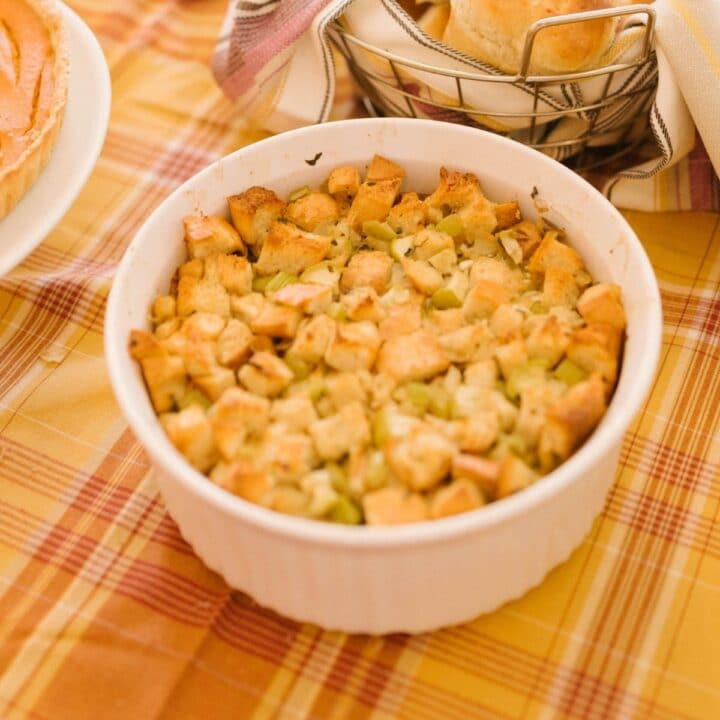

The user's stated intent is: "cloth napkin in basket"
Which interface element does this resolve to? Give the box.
[213,0,720,212]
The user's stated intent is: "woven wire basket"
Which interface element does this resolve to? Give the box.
[330,4,658,171]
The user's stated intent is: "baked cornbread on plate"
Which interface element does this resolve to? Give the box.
[0,0,69,220]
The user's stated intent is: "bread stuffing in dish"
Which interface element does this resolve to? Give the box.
[129,155,626,526]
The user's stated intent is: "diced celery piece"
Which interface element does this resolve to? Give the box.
[436,213,463,237]
[327,496,362,525]
[530,301,548,314]
[363,220,397,243]
[327,302,347,321]
[505,363,547,400]
[405,382,430,411]
[265,271,299,293]
[252,276,271,293]
[177,389,211,410]
[306,376,326,402]
[366,451,389,491]
[431,287,462,310]
[372,408,390,447]
[427,385,452,419]
[390,235,414,261]
[289,185,311,202]
[327,462,348,494]
[284,352,310,380]
[554,358,587,386]
[490,433,527,461]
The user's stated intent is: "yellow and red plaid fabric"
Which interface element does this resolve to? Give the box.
[0,2,719,718]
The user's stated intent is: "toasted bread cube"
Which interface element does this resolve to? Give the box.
[528,231,584,276]
[538,374,607,469]
[463,280,512,321]
[490,304,524,337]
[162,405,217,472]
[290,314,335,363]
[309,401,370,461]
[425,167,484,210]
[526,314,571,367]
[326,372,366,410]
[238,352,293,397]
[210,387,270,460]
[377,329,449,383]
[324,321,381,372]
[431,479,485,519]
[152,295,176,324]
[424,308,465,335]
[193,367,236,402]
[264,432,317,482]
[203,254,252,296]
[228,186,285,248]
[379,295,423,340]
[155,318,181,340]
[366,154,406,182]
[177,276,230,318]
[501,220,542,261]
[230,292,265,324]
[413,227,454,260]
[141,355,186,412]
[384,427,455,491]
[271,394,318,432]
[347,178,402,230]
[340,250,393,295]
[211,461,271,503]
[183,214,245,259]
[254,221,331,276]
[178,257,204,280]
[261,486,309,515]
[129,329,166,360]
[386,192,427,235]
[577,283,626,330]
[363,487,428,526]
[459,196,498,243]
[566,322,621,389]
[496,455,537,499]
[451,453,501,497]
[494,332,528,378]
[464,359,498,388]
[183,339,221,377]
[327,165,360,199]
[341,287,385,322]
[543,266,579,307]
[271,283,332,315]
[450,411,499,453]
[250,303,302,339]
[216,319,253,368]
[494,201,521,231]
[285,191,339,231]
[401,257,444,296]
[470,257,523,294]
[438,324,492,364]
[516,381,563,449]
[181,313,226,342]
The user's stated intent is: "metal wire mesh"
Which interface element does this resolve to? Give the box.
[330,4,658,170]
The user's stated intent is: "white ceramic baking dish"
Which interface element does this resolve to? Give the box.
[105,118,662,634]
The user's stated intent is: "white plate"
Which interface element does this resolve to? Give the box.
[0,3,111,276]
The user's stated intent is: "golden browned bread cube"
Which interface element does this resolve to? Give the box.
[526,314,571,367]
[341,287,385,323]
[566,322,622,389]
[271,283,332,314]
[494,201,521,231]
[140,355,186,413]
[250,303,302,339]
[263,431,317,482]
[384,426,455,491]
[271,394,318,432]
[377,329,449,382]
[425,167,483,210]
[363,487,428,526]
[577,283,626,330]
[210,387,270,460]
[228,186,285,248]
[543,266,579,307]
[230,292,265,325]
[438,324,492,364]
[463,280,512,321]
[327,165,360,199]
[216,319,253,368]
[308,401,370,461]
[183,214,245,259]
[413,227,455,260]
[193,367,236,402]
[451,453,500,497]
[430,479,485,519]
[347,178,402,230]
[238,352,293,397]
[538,374,607,470]
[211,461,271,503]
[386,192,427,235]
[494,331,529,378]
[290,314,336,363]
[254,221,331,276]
[340,250,393,295]
[129,329,166,360]
[284,191,340,231]
[324,321,381,372]
[203,253,253,296]
[326,372,366,410]
[366,154,406,182]
[450,412,499,453]
[496,455,537,499]
[162,405,218,472]
[379,295,423,340]
[401,257,444,296]
[176,276,230,318]
[528,231,584,276]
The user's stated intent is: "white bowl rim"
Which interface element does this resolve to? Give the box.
[105,117,662,550]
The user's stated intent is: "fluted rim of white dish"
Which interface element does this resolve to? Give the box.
[106,118,663,549]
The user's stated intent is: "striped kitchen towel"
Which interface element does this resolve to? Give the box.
[213,0,720,212]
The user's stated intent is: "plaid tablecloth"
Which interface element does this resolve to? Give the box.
[1,2,719,718]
